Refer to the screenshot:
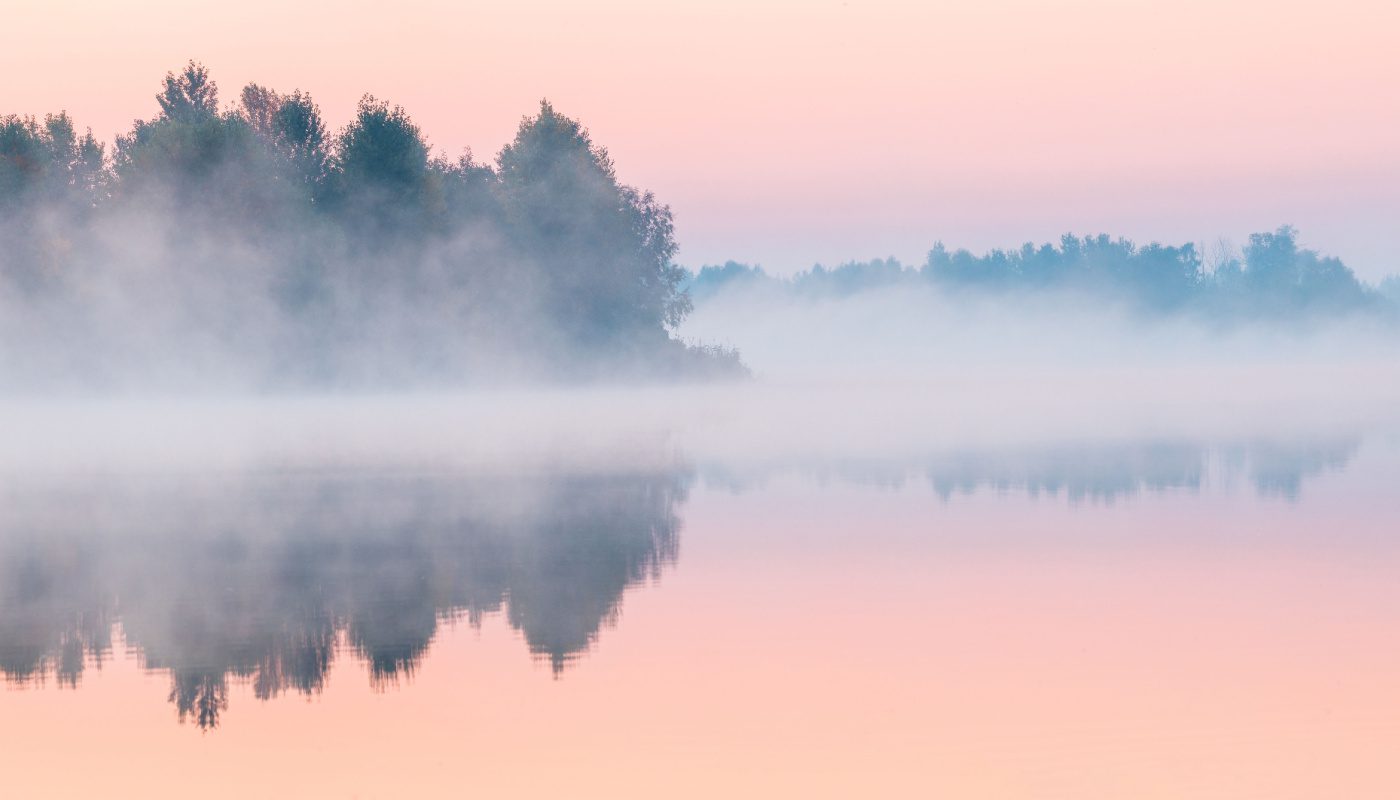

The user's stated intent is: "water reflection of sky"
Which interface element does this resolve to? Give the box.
[2,435,1399,796]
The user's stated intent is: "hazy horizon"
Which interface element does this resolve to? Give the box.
[4,5,1400,797]
[5,0,1398,279]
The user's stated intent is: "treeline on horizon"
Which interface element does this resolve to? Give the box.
[687,230,1400,322]
[0,62,742,388]
[5,63,1398,392]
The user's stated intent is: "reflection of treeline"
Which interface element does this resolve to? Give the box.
[921,439,1358,501]
[699,438,1359,502]
[0,469,688,728]
[0,63,743,387]
[687,230,1397,321]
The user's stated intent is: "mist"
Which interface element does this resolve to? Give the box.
[1,63,740,393]
[5,62,1400,474]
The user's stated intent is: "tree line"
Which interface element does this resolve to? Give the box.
[0,62,742,388]
[687,228,1397,322]
[5,62,1393,392]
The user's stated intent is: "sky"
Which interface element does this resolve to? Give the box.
[4,0,1398,278]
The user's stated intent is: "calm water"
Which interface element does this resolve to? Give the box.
[3,434,1399,797]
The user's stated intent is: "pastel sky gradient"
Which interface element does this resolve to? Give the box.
[4,0,1398,277]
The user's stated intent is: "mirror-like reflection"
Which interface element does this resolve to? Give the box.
[700,437,1360,502]
[0,470,688,727]
[933,438,1358,500]
[0,436,1362,729]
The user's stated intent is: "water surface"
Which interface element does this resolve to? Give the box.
[2,433,1398,797]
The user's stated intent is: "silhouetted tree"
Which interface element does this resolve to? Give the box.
[1241,226,1374,314]
[497,101,690,348]
[0,113,104,288]
[112,62,297,232]
[239,84,331,194]
[156,62,219,122]
[324,95,435,241]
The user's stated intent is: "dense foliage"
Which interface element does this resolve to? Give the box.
[0,63,741,388]
[5,63,1393,390]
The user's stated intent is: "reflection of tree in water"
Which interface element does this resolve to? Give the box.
[918,442,1210,502]
[698,439,1358,503]
[1230,441,1359,500]
[811,439,1357,503]
[0,537,113,688]
[0,469,688,728]
[0,439,1362,727]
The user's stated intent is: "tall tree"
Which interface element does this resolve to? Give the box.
[0,112,103,210]
[156,62,219,123]
[325,95,433,239]
[239,84,330,195]
[112,62,300,232]
[0,112,104,288]
[496,101,689,346]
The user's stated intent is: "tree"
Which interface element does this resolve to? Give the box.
[1240,226,1374,314]
[497,101,689,346]
[0,112,103,210]
[156,62,219,123]
[111,62,311,238]
[1243,225,1301,292]
[325,95,433,238]
[239,84,331,194]
[0,113,105,289]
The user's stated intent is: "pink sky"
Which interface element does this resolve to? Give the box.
[4,0,1398,277]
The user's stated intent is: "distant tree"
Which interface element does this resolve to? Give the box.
[793,257,911,295]
[238,83,281,134]
[1125,242,1200,309]
[0,112,105,288]
[111,62,294,229]
[273,91,331,193]
[1243,226,1301,292]
[684,261,772,302]
[1379,276,1400,307]
[429,150,506,318]
[497,100,689,345]
[239,84,330,194]
[156,62,219,123]
[0,112,104,209]
[324,95,433,239]
[0,116,50,213]
[1240,226,1374,313]
[435,149,497,227]
[933,227,1378,318]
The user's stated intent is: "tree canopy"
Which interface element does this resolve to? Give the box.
[0,63,738,388]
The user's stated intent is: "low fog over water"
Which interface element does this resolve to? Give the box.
[4,62,1400,394]
[0,432,1379,730]
[3,65,1399,474]
[5,63,1400,796]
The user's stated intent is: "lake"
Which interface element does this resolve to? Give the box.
[3,410,1398,797]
